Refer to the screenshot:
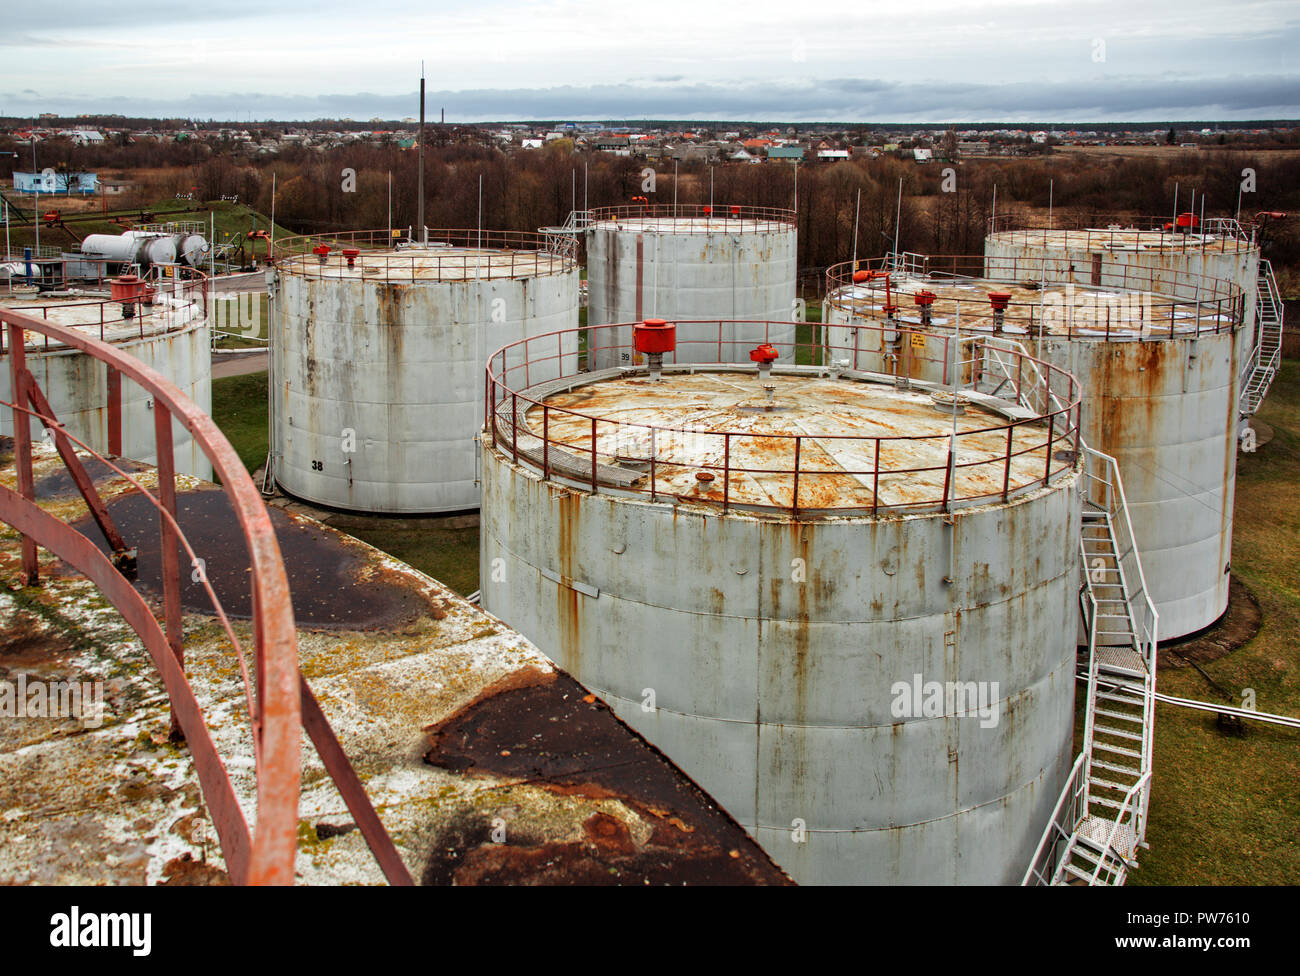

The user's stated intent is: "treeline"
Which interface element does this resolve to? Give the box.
[8,134,1299,281]
[242,144,1300,274]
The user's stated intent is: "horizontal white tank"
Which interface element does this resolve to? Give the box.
[585,205,798,370]
[270,232,579,513]
[824,260,1245,640]
[480,322,1084,884]
[0,284,212,479]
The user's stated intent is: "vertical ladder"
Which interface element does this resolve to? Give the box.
[1240,259,1284,417]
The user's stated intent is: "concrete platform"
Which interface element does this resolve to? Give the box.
[0,440,789,885]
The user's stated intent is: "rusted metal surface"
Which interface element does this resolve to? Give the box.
[69,489,442,630]
[486,321,1081,516]
[825,258,1241,339]
[0,275,213,480]
[987,225,1255,255]
[479,417,1084,884]
[827,254,1244,640]
[423,671,791,884]
[586,202,796,233]
[532,372,1056,510]
[23,376,133,562]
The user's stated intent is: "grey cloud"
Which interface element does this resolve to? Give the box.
[5,73,1298,122]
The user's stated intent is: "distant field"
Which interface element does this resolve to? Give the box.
[1058,144,1300,160]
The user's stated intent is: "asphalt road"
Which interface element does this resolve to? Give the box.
[212,350,268,379]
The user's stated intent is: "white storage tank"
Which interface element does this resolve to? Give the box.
[480,319,1084,884]
[0,273,212,479]
[270,230,579,514]
[824,257,1245,640]
[584,204,798,370]
[984,214,1281,415]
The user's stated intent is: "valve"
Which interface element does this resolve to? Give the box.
[634,318,676,382]
[750,342,779,381]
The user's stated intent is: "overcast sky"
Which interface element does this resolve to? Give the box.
[2,0,1297,122]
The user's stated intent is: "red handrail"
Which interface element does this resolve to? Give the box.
[825,254,1244,339]
[485,320,1082,516]
[0,305,300,883]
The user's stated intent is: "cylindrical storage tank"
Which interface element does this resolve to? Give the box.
[0,275,212,479]
[81,233,144,265]
[824,257,1245,640]
[584,204,798,370]
[984,217,1264,404]
[177,234,209,267]
[480,321,1084,884]
[270,230,579,513]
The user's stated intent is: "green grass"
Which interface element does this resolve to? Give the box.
[210,369,268,475]
[1128,359,1300,885]
[332,519,480,597]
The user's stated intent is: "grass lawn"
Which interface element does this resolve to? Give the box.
[1128,359,1300,885]
[209,369,268,476]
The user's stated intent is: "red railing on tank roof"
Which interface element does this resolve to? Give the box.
[586,202,796,233]
[1,264,211,344]
[271,228,578,282]
[485,320,1082,518]
[987,210,1260,246]
[824,255,1244,340]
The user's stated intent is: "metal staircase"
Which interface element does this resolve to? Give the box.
[972,337,1158,886]
[1240,258,1284,417]
[539,210,591,262]
[1024,448,1157,885]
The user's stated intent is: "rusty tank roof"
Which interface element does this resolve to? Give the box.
[825,274,1234,339]
[0,291,205,344]
[527,370,1063,512]
[988,226,1255,254]
[277,245,573,282]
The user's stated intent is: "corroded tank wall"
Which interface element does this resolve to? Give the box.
[585,216,797,369]
[272,251,579,513]
[824,279,1239,639]
[479,375,1082,885]
[0,304,212,480]
[1052,331,1239,639]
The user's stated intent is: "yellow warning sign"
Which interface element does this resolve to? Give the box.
[911,332,926,348]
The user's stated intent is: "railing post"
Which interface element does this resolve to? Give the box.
[791,436,801,517]
[722,433,730,512]
[154,402,185,741]
[872,438,880,516]
[1003,425,1013,501]
[107,366,122,457]
[649,426,657,501]
[941,435,954,513]
[542,405,550,479]
[1043,412,1055,486]
[511,392,519,464]
[7,322,38,585]
[590,417,598,493]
